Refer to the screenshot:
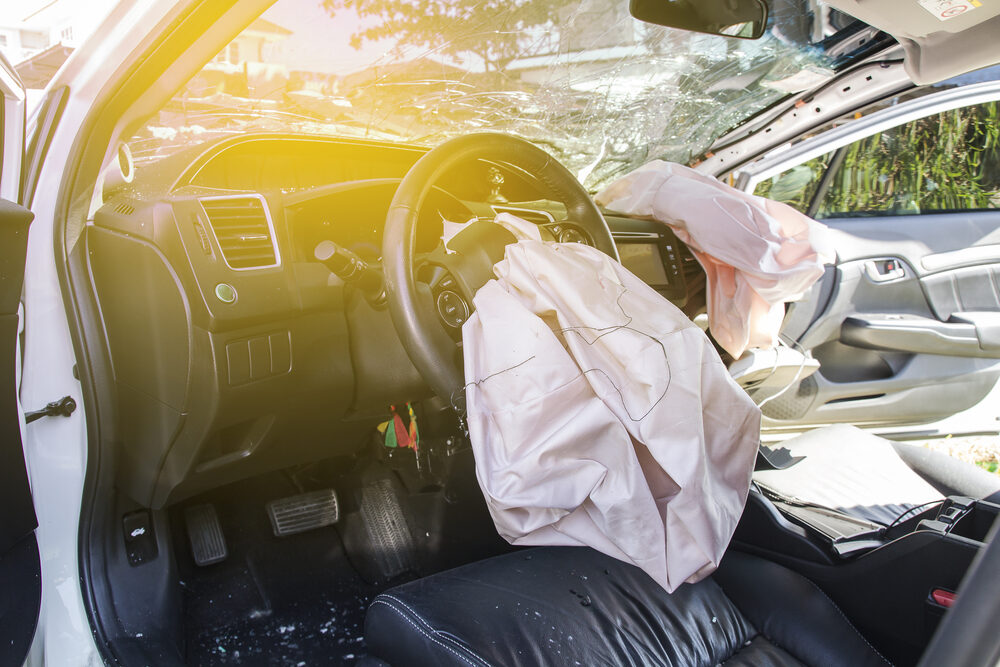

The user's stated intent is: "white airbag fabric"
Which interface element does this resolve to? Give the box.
[463,239,761,592]
[596,160,832,359]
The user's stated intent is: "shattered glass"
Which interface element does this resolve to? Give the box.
[132,0,839,190]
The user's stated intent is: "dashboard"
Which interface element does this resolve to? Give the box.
[89,134,703,508]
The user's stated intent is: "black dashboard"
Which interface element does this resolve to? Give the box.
[89,134,702,508]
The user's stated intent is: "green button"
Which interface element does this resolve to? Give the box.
[215,283,237,303]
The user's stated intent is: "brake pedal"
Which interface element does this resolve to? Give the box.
[360,479,414,578]
[266,488,340,537]
[184,504,228,566]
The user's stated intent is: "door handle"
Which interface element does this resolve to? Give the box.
[864,258,905,283]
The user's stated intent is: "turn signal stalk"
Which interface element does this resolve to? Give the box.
[314,240,387,307]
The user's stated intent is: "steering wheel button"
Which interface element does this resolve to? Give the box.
[558,227,589,244]
[436,290,469,328]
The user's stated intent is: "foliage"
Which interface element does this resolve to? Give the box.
[755,154,832,210]
[756,101,1000,217]
[821,101,1000,216]
[977,460,999,475]
[321,0,567,72]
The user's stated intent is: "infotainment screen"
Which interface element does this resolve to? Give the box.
[618,242,669,286]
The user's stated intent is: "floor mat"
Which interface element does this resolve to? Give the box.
[176,454,514,665]
[177,471,385,665]
[188,590,373,665]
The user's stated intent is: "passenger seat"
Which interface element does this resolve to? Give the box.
[756,424,1000,526]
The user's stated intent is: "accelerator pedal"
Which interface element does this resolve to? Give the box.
[360,479,415,579]
[266,489,340,537]
[184,504,228,566]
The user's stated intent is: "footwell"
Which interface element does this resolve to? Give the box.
[190,592,373,665]
[176,472,385,665]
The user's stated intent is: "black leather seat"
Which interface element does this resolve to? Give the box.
[364,547,890,666]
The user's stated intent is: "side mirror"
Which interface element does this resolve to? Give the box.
[629,0,769,39]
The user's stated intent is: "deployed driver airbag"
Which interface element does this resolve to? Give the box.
[463,239,761,591]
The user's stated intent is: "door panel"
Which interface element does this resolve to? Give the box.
[754,214,1000,431]
[0,535,42,667]
[0,53,40,664]
[741,88,1000,433]
[0,198,41,666]
[923,265,1000,319]
[840,314,994,358]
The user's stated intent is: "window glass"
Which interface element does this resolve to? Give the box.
[128,0,840,190]
[752,151,834,213]
[816,101,1000,218]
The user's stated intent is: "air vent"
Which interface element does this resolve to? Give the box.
[201,196,279,269]
[113,202,135,216]
[490,205,554,225]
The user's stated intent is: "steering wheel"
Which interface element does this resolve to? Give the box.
[382,132,617,406]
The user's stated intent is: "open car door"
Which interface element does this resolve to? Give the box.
[736,78,1000,436]
[0,52,42,666]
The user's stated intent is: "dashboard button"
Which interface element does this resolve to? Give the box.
[269,332,291,375]
[226,341,251,385]
[249,336,271,381]
[215,282,238,303]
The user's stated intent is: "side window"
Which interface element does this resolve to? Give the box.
[753,101,1000,219]
[753,151,835,213]
[818,101,1000,217]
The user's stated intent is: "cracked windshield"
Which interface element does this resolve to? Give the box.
[133,0,837,190]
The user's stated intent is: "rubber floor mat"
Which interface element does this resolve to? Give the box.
[182,525,380,665]
[178,473,382,665]
[188,591,374,665]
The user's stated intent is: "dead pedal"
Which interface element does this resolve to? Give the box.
[184,504,227,566]
[360,479,414,579]
[267,488,340,537]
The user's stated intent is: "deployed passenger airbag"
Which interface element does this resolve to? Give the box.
[596,160,832,359]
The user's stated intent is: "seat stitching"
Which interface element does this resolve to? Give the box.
[370,599,492,667]
[380,594,436,631]
[796,578,893,666]
[379,594,493,667]
[370,599,483,667]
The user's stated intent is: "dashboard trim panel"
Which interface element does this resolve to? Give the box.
[199,193,282,272]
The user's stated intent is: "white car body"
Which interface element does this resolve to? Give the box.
[3,0,1000,664]
[16,3,196,663]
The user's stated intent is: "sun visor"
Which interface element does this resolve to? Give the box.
[824,0,1000,84]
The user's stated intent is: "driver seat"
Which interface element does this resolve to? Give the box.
[362,546,890,666]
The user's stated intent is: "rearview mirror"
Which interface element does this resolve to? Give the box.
[628,0,769,39]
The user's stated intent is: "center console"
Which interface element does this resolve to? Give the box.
[734,489,998,665]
